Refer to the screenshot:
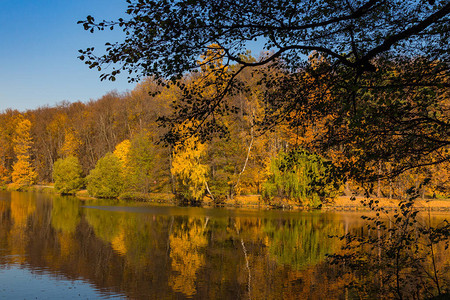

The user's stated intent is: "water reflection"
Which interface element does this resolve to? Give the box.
[0,191,448,299]
[169,217,208,296]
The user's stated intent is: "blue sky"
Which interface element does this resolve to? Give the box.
[0,0,135,111]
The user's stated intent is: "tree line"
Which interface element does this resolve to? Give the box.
[0,59,448,205]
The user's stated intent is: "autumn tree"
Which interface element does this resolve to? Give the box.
[113,139,131,167]
[0,165,8,185]
[53,156,84,195]
[0,109,18,184]
[59,128,81,158]
[113,134,170,197]
[171,136,208,203]
[79,0,449,180]
[11,116,37,189]
[39,111,70,179]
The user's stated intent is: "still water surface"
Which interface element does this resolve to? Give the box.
[0,191,447,299]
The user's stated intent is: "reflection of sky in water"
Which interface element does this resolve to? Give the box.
[0,265,125,299]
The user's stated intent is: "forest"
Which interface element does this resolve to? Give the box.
[0,55,448,206]
[1,1,449,299]
[0,0,449,207]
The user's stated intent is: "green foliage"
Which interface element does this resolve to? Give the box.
[53,156,84,195]
[262,149,340,206]
[126,132,158,193]
[113,133,171,196]
[264,215,344,270]
[87,152,124,198]
[206,137,240,198]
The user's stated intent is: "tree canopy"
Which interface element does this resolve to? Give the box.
[78,0,449,180]
[79,0,449,80]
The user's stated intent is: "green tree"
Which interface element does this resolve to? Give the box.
[127,132,160,193]
[52,156,84,195]
[87,152,124,198]
[113,133,170,196]
[262,149,340,207]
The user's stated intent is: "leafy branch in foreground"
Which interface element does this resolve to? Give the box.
[78,0,449,181]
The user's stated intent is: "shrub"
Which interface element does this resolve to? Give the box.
[53,156,84,195]
[87,153,124,198]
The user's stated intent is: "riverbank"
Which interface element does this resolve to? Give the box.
[5,185,450,211]
[324,196,450,211]
[77,189,450,212]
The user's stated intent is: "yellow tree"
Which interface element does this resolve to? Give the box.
[171,136,208,202]
[113,139,131,168]
[11,116,37,189]
[113,139,132,192]
[58,128,81,158]
[0,136,8,184]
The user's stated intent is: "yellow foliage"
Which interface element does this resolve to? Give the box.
[198,43,226,72]
[11,159,36,186]
[47,113,67,137]
[171,136,208,201]
[11,116,36,187]
[13,116,33,157]
[169,218,207,296]
[111,228,128,256]
[113,139,131,168]
[0,164,9,184]
[59,129,81,157]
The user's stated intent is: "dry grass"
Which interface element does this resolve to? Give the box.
[325,196,450,211]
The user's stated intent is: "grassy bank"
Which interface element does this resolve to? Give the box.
[4,184,57,194]
[8,185,450,212]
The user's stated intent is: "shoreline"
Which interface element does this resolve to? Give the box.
[4,185,450,212]
[323,196,450,212]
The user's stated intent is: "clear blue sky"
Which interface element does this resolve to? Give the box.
[0,0,135,112]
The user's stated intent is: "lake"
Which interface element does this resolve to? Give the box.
[0,191,448,299]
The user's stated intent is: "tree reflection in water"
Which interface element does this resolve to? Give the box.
[0,191,448,299]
